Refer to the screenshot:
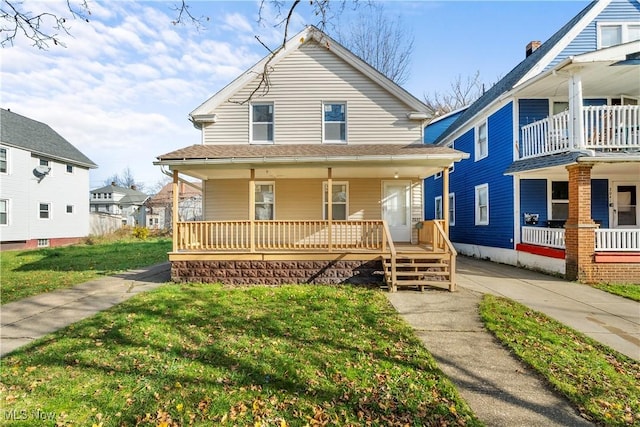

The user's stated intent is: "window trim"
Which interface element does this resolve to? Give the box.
[449,192,456,226]
[597,22,640,49]
[434,196,443,220]
[250,102,275,144]
[549,180,569,220]
[66,205,74,214]
[475,184,489,225]
[322,101,347,144]
[66,164,74,174]
[475,121,488,161]
[39,202,51,220]
[322,181,349,220]
[254,181,275,220]
[0,147,8,174]
[0,198,8,226]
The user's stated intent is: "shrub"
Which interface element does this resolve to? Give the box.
[132,226,150,240]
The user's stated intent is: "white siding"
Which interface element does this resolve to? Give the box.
[0,144,91,242]
[203,41,422,146]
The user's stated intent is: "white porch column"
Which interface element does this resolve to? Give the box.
[172,169,179,252]
[249,169,255,253]
[327,167,333,252]
[568,71,585,150]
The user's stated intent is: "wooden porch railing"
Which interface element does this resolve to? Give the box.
[418,219,457,291]
[176,220,388,252]
[595,229,640,252]
[520,105,640,159]
[522,226,566,249]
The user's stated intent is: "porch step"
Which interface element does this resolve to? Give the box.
[386,262,449,268]
[383,250,452,292]
[395,279,450,291]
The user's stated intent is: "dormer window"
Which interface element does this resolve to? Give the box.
[323,102,347,143]
[251,103,274,144]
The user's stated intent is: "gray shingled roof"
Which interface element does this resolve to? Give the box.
[90,184,148,205]
[504,152,585,174]
[433,1,599,145]
[0,108,97,168]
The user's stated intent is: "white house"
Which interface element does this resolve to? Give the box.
[0,108,97,250]
[90,183,149,227]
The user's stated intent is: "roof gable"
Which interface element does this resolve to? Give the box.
[190,26,428,121]
[0,108,97,168]
[434,0,604,145]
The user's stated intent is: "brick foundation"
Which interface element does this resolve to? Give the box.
[171,259,385,285]
[589,260,640,284]
[1,237,85,251]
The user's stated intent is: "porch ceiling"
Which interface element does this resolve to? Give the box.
[155,143,468,180]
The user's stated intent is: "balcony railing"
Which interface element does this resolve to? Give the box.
[520,105,640,159]
[522,226,566,249]
[175,220,388,252]
[595,229,640,252]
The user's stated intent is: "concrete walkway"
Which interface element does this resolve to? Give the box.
[387,256,639,427]
[0,262,170,357]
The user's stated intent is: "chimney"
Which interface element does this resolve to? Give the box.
[131,185,136,190]
[526,41,541,57]
[111,181,116,186]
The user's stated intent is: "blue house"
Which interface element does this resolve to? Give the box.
[425,0,640,284]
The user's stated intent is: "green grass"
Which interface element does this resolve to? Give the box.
[0,285,481,426]
[591,283,640,302]
[480,294,639,426]
[1,238,171,304]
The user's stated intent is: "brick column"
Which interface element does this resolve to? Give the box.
[565,164,596,282]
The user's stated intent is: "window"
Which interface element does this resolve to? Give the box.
[66,164,73,173]
[323,182,348,220]
[37,239,50,248]
[550,181,569,220]
[475,184,489,225]
[255,182,274,220]
[251,103,274,143]
[39,158,49,167]
[39,203,50,219]
[435,196,443,220]
[323,102,346,143]
[449,193,456,226]
[598,23,640,48]
[66,205,74,214]
[0,199,7,225]
[0,148,7,173]
[475,121,488,161]
[434,164,455,180]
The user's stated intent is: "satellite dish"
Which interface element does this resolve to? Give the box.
[33,165,51,182]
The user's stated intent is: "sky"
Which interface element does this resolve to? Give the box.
[1,0,591,192]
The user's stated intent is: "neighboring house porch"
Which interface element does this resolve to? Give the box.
[508,42,640,283]
[156,144,466,291]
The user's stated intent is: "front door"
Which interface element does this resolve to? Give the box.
[382,181,411,242]
[614,184,638,228]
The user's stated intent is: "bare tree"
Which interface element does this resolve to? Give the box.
[423,71,485,117]
[103,167,146,191]
[333,3,413,85]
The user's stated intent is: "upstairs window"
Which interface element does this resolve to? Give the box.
[251,103,274,143]
[475,184,489,225]
[255,182,275,220]
[323,103,346,143]
[40,158,49,167]
[39,203,50,219]
[66,164,74,173]
[475,121,488,161]
[598,23,640,48]
[0,148,7,173]
[323,182,348,220]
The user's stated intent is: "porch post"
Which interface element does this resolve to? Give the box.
[172,169,179,252]
[565,163,596,282]
[442,165,450,237]
[327,167,333,252]
[568,72,585,150]
[249,169,256,253]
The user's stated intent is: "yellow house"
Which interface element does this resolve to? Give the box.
[155,26,468,291]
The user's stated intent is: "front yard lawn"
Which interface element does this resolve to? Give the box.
[1,238,171,304]
[591,283,640,302]
[0,285,481,426]
[480,294,639,426]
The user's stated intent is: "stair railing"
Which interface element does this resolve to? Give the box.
[382,220,397,292]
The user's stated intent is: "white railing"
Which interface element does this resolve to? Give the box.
[595,229,640,252]
[520,105,640,159]
[521,226,565,249]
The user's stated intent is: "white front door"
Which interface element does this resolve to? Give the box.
[613,183,638,228]
[382,181,411,242]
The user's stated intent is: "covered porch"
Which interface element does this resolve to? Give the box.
[156,143,467,291]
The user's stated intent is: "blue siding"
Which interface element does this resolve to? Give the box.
[547,0,640,69]
[583,98,607,106]
[592,179,609,228]
[520,179,548,227]
[519,99,549,127]
[424,111,465,144]
[448,102,515,249]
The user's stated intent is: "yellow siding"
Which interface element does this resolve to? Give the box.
[204,179,249,220]
[277,179,322,220]
[349,179,383,220]
[203,41,422,146]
